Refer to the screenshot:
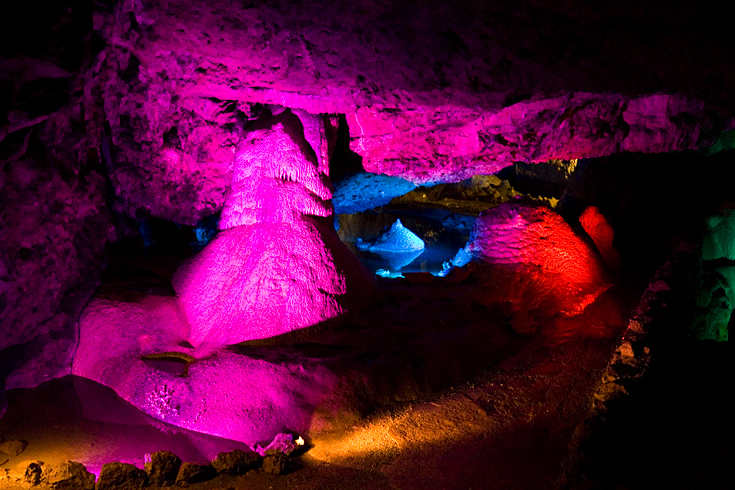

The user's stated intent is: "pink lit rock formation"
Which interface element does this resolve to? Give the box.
[467,202,610,328]
[73,110,372,440]
[173,111,373,345]
[72,293,340,443]
[349,94,728,184]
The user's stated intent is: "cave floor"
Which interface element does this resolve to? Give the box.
[0,267,630,490]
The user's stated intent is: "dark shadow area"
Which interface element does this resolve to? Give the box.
[329,114,365,182]
[578,340,735,490]
[560,150,735,283]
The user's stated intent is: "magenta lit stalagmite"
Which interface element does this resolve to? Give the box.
[173,111,374,345]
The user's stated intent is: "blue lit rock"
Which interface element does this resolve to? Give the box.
[357,220,425,254]
[332,173,418,214]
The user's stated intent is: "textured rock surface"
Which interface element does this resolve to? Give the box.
[4,0,735,400]
[468,201,610,321]
[72,292,343,443]
[211,449,261,476]
[175,462,216,486]
[332,173,417,214]
[349,93,730,184]
[0,1,115,403]
[24,462,44,486]
[256,433,301,457]
[89,0,735,197]
[45,461,96,490]
[144,450,181,487]
[96,462,147,490]
[703,208,735,261]
[579,206,621,271]
[173,111,374,345]
[357,219,425,253]
[0,158,112,390]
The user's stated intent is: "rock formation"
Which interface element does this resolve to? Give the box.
[467,201,610,331]
[579,205,621,271]
[173,110,374,345]
[357,219,425,254]
[72,110,374,442]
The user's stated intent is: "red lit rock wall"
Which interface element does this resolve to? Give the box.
[468,202,610,321]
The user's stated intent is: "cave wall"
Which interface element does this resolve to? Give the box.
[0,1,114,397]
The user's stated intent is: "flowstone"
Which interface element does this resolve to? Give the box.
[173,111,374,345]
[73,110,374,442]
[466,201,611,330]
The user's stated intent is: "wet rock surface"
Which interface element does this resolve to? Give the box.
[467,201,610,331]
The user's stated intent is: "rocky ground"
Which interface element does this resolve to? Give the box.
[0,268,631,490]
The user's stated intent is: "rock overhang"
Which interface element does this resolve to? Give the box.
[89,0,735,218]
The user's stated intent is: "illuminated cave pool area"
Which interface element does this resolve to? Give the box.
[4,1,735,489]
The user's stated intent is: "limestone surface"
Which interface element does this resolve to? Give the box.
[44,461,96,490]
[468,201,610,320]
[173,112,374,345]
[357,219,426,254]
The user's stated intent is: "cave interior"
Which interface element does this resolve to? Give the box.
[2,1,735,489]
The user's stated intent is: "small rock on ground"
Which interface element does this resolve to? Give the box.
[97,462,148,490]
[45,461,95,490]
[211,449,261,476]
[144,450,181,486]
[175,462,216,486]
[263,453,289,475]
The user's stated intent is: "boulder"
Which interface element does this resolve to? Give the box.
[0,440,27,458]
[175,463,216,486]
[144,450,181,487]
[211,449,261,476]
[45,461,95,490]
[96,462,148,490]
